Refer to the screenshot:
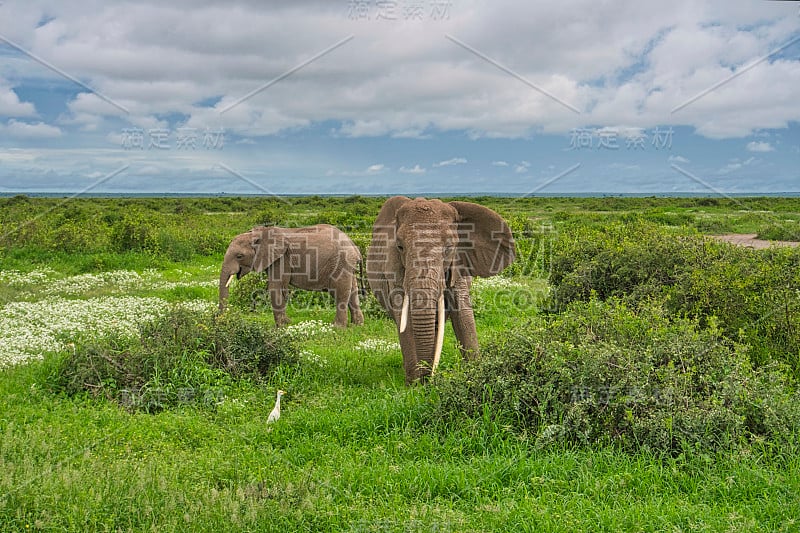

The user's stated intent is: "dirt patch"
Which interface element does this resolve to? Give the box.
[711,233,800,250]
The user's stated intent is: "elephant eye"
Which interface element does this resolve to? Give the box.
[236,252,244,259]
[396,241,404,251]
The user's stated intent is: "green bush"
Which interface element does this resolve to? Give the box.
[48,307,298,412]
[546,219,694,307]
[503,214,556,278]
[757,222,800,242]
[360,291,392,320]
[110,209,161,253]
[155,229,195,261]
[693,216,730,234]
[546,220,800,373]
[433,299,800,454]
[209,310,299,377]
[643,210,695,227]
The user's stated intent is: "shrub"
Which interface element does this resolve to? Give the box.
[48,307,298,412]
[360,291,392,320]
[209,310,299,377]
[433,299,800,454]
[757,222,800,242]
[643,210,695,227]
[546,219,800,374]
[226,271,269,311]
[503,214,556,278]
[110,209,160,253]
[155,229,195,262]
[546,219,694,307]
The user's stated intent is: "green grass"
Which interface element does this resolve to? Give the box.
[2,196,800,531]
[3,354,799,531]
[3,308,799,530]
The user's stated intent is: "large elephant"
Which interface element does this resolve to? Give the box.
[367,197,515,384]
[219,224,364,328]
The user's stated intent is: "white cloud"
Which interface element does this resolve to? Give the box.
[337,120,390,138]
[609,163,641,171]
[399,165,426,174]
[718,156,758,174]
[0,83,36,117]
[746,141,775,152]
[331,164,390,177]
[1,1,799,194]
[434,157,467,167]
[514,161,531,173]
[1,1,797,141]
[668,155,690,164]
[392,129,431,139]
[1,120,62,139]
[719,162,742,174]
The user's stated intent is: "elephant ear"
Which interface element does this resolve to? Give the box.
[373,196,411,227]
[368,195,411,279]
[367,196,411,313]
[450,201,515,277]
[252,227,288,272]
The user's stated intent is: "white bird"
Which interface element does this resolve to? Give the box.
[267,389,286,424]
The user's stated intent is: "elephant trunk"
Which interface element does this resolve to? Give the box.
[408,283,443,380]
[218,266,236,311]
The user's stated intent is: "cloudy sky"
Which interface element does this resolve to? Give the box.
[0,0,798,195]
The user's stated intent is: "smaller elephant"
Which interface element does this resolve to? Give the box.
[219,224,364,328]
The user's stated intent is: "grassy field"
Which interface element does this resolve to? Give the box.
[1,196,799,531]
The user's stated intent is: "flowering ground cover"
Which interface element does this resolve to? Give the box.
[0,267,215,367]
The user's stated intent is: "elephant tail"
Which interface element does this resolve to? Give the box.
[357,258,367,298]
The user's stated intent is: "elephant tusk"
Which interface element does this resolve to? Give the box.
[432,293,445,375]
[225,274,236,288]
[399,293,409,333]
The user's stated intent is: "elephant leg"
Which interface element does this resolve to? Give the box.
[348,277,364,325]
[447,283,479,360]
[268,278,290,327]
[331,278,350,328]
[450,307,479,359]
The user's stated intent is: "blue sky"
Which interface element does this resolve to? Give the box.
[0,1,798,195]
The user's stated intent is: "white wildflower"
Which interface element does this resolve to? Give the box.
[471,277,527,291]
[0,268,57,287]
[355,338,400,352]
[40,269,216,296]
[299,349,323,366]
[44,270,144,295]
[284,320,334,339]
[0,296,212,368]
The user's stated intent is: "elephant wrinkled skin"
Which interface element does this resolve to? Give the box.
[219,224,364,328]
[367,197,515,384]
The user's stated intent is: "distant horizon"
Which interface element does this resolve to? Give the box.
[3,191,800,199]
